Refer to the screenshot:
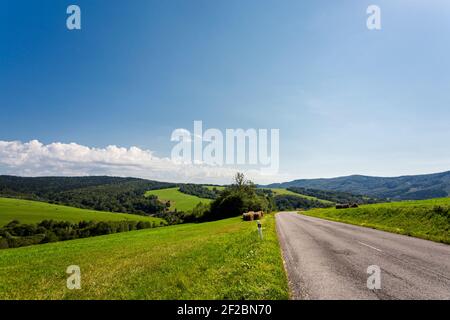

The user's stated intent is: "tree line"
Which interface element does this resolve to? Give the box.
[0,219,165,250]
[178,184,222,199]
[0,176,175,216]
[287,187,380,205]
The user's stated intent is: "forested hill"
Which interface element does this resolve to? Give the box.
[267,171,450,200]
[286,187,380,204]
[0,176,175,215]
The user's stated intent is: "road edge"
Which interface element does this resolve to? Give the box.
[275,212,303,300]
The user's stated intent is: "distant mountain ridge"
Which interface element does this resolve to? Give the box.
[2,171,450,203]
[267,171,450,200]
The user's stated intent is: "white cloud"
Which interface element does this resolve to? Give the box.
[0,140,288,184]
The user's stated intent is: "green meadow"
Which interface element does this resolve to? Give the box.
[0,197,163,226]
[146,187,212,211]
[267,188,332,204]
[300,198,450,244]
[0,214,288,300]
[205,186,226,191]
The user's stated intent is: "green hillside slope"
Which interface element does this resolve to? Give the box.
[268,188,332,204]
[0,214,288,300]
[146,188,212,212]
[300,198,450,244]
[0,197,164,226]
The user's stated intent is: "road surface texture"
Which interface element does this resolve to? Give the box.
[276,212,450,300]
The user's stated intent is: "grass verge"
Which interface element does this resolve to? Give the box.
[299,198,450,244]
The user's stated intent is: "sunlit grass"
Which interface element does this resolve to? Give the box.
[145,187,212,211]
[0,214,288,300]
[300,198,450,244]
[0,197,163,226]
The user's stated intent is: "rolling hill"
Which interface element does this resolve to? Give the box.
[0,175,175,216]
[0,175,174,196]
[145,188,212,212]
[0,197,165,226]
[268,170,450,200]
[0,214,288,300]
[264,188,333,204]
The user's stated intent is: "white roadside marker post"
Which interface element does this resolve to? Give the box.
[257,220,263,240]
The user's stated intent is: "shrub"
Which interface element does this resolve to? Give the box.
[210,194,245,220]
[41,231,59,243]
[0,237,8,249]
[433,205,449,216]
[185,202,211,222]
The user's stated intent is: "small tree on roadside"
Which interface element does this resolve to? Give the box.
[205,172,271,221]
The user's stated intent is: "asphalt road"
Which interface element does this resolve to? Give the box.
[276,212,450,300]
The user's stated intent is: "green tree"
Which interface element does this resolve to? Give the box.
[205,173,271,221]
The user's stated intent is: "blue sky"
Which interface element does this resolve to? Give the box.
[1,0,450,183]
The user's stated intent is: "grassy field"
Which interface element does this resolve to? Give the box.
[0,197,164,226]
[149,186,332,210]
[262,188,333,204]
[0,214,288,300]
[300,198,450,244]
[146,187,212,211]
[205,185,226,191]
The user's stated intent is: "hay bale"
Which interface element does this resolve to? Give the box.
[253,211,262,220]
[336,204,350,209]
[243,212,254,221]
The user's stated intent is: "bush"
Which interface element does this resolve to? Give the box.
[433,205,449,216]
[210,194,245,220]
[0,237,8,249]
[183,202,211,222]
